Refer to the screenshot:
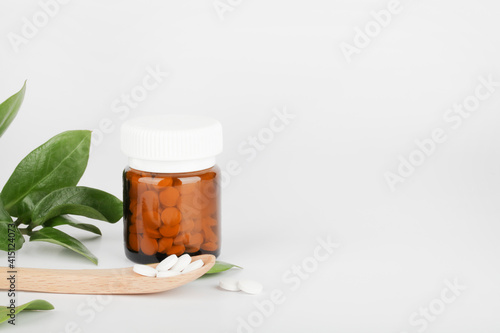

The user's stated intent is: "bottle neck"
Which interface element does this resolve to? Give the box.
[128,157,216,173]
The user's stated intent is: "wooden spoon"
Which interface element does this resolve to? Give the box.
[0,254,215,295]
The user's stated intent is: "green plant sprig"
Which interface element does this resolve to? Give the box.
[0,299,54,324]
[0,82,122,265]
[205,261,242,274]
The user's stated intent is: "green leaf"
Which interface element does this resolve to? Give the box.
[1,130,91,216]
[44,215,102,235]
[0,222,25,251]
[0,81,26,138]
[0,199,23,252]
[0,299,54,324]
[30,227,98,264]
[31,186,122,225]
[0,198,12,222]
[205,261,242,274]
[8,191,48,221]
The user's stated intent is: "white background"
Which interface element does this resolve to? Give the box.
[1,0,500,332]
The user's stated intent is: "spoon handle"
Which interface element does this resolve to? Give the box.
[0,266,129,294]
[0,254,215,294]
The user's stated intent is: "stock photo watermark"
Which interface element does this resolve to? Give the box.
[56,295,113,333]
[7,0,72,53]
[399,278,465,333]
[385,74,499,191]
[213,0,244,21]
[169,106,295,216]
[236,235,339,333]
[5,222,18,325]
[90,65,169,151]
[339,0,403,64]
[220,106,296,189]
[55,269,129,333]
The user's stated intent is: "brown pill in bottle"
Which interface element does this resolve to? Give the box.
[144,228,162,239]
[185,245,200,253]
[161,207,182,225]
[151,177,173,190]
[173,233,187,245]
[179,219,195,233]
[177,198,197,220]
[159,224,180,238]
[180,219,194,233]
[143,211,162,229]
[190,233,203,246]
[129,199,141,218]
[159,187,180,207]
[158,238,173,253]
[174,180,199,196]
[140,236,158,256]
[140,190,160,213]
[167,244,185,256]
[202,216,217,227]
[128,233,140,252]
[201,242,218,252]
[129,223,144,234]
[202,225,218,243]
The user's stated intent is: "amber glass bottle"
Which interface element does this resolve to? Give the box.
[121,115,223,264]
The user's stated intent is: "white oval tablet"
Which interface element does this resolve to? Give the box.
[156,254,178,272]
[170,254,191,272]
[133,264,157,277]
[157,270,181,278]
[182,260,204,274]
[219,278,240,292]
[238,280,263,295]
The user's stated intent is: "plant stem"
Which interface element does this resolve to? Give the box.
[19,228,30,235]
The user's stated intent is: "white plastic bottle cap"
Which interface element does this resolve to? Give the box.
[121,115,223,173]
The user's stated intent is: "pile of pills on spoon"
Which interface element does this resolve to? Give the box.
[133,254,204,278]
[219,278,263,295]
